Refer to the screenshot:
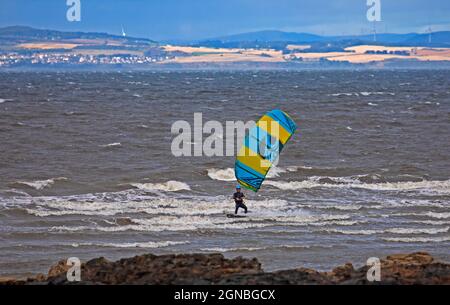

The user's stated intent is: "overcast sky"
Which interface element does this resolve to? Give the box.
[0,0,449,40]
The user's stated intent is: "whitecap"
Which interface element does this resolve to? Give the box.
[390,212,450,219]
[360,92,395,96]
[383,236,450,243]
[265,178,450,195]
[322,229,381,235]
[73,240,189,249]
[207,168,235,181]
[207,166,291,182]
[0,98,13,104]
[201,247,264,252]
[329,93,358,97]
[130,180,191,192]
[100,142,121,148]
[386,227,449,235]
[200,244,323,252]
[15,177,67,190]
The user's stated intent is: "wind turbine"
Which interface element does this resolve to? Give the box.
[372,22,377,42]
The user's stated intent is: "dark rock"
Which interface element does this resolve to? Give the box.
[3,251,449,285]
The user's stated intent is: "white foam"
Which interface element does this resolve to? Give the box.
[389,212,450,219]
[265,178,450,195]
[267,166,288,177]
[315,204,365,211]
[16,177,67,190]
[201,247,264,252]
[73,240,189,248]
[383,236,450,243]
[386,227,449,235]
[207,168,235,181]
[207,166,293,182]
[322,229,382,235]
[200,244,322,252]
[407,220,450,226]
[382,199,448,209]
[329,92,358,97]
[322,227,449,236]
[0,98,13,103]
[100,142,121,148]
[360,91,395,96]
[131,180,191,192]
[287,165,310,171]
[308,220,364,226]
[38,196,339,233]
[424,212,450,219]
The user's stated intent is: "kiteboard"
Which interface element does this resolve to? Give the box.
[226,214,247,218]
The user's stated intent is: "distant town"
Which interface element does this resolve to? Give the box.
[0,52,171,67]
[1,26,450,69]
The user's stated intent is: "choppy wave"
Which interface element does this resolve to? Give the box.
[201,247,265,252]
[0,98,14,103]
[207,166,298,181]
[265,177,450,194]
[207,168,235,181]
[200,244,333,252]
[360,91,395,96]
[381,199,448,209]
[329,92,358,97]
[48,212,353,233]
[389,212,450,219]
[19,193,362,232]
[322,229,381,235]
[72,240,189,248]
[385,227,449,234]
[406,220,450,225]
[14,177,68,190]
[329,92,395,97]
[322,227,449,236]
[130,180,191,192]
[383,236,450,243]
[100,142,122,148]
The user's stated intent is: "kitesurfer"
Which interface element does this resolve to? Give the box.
[233,185,247,214]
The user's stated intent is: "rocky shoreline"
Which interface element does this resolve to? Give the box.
[1,252,449,285]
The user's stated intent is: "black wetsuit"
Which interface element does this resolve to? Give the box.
[233,191,247,214]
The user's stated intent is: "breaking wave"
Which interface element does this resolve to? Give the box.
[207,166,299,181]
[200,244,333,252]
[14,177,68,190]
[321,227,449,235]
[100,142,122,148]
[389,212,450,219]
[207,168,235,181]
[72,240,189,249]
[0,98,14,104]
[329,92,395,97]
[130,180,191,192]
[383,236,450,243]
[265,177,450,194]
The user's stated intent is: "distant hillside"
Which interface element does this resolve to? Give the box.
[0,26,155,45]
[196,30,450,48]
[213,30,323,43]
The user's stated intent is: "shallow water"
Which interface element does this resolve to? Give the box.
[0,70,449,277]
